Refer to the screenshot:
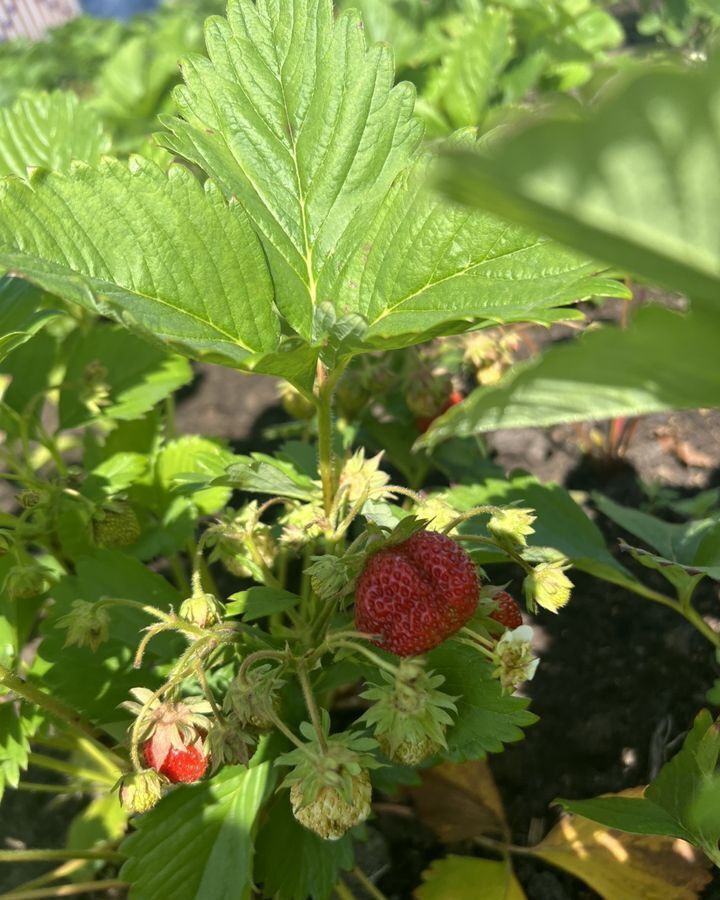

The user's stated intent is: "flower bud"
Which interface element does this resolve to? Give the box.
[338,450,389,504]
[414,495,458,532]
[17,489,43,510]
[487,507,536,548]
[3,564,49,600]
[56,600,111,651]
[179,591,222,629]
[224,664,283,731]
[117,769,164,814]
[523,563,573,613]
[305,555,349,601]
[206,716,254,771]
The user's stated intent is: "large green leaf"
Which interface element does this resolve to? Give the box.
[161,0,423,339]
[427,643,537,762]
[161,0,617,350]
[253,794,354,900]
[318,151,621,348]
[0,277,62,362]
[438,56,720,305]
[0,91,110,177]
[0,157,278,366]
[424,8,514,130]
[419,305,720,445]
[121,762,274,900]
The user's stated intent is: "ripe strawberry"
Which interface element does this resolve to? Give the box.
[489,591,523,630]
[355,530,479,656]
[144,734,209,784]
[415,390,463,434]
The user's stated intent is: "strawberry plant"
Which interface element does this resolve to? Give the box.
[0,0,628,894]
[1,0,719,896]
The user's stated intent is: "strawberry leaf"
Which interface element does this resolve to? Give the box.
[161,0,617,354]
[253,794,354,900]
[58,324,193,429]
[438,56,720,307]
[160,0,422,340]
[0,158,277,368]
[0,277,63,363]
[121,762,274,900]
[0,91,110,177]
[0,702,43,802]
[427,643,537,762]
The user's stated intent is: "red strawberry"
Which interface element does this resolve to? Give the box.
[144,734,209,784]
[415,391,463,434]
[355,530,479,657]
[489,591,523,630]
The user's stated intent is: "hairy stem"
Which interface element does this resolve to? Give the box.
[316,363,336,518]
[297,663,326,752]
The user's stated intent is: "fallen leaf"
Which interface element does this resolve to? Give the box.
[534,789,711,900]
[408,760,507,842]
[416,856,526,900]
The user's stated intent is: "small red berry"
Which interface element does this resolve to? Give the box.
[355,530,479,657]
[489,591,523,630]
[144,735,209,784]
[415,391,463,434]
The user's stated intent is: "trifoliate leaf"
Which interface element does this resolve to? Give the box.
[0,158,278,367]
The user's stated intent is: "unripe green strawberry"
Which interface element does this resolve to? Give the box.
[3,564,49,600]
[377,733,441,767]
[93,501,140,548]
[290,770,372,841]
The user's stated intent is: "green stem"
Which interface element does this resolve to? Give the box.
[4,858,96,894]
[14,782,90,794]
[334,880,356,900]
[331,640,398,677]
[616,578,720,648]
[352,867,389,900]
[26,754,116,787]
[0,664,122,767]
[237,650,287,686]
[0,879,128,899]
[297,663,326,752]
[316,363,336,518]
[0,849,123,864]
[454,636,495,660]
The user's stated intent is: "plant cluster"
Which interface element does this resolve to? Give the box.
[0,0,719,896]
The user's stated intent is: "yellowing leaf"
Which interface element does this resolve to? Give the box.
[534,791,711,900]
[417,856,526,900]
[409,760,507,842]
